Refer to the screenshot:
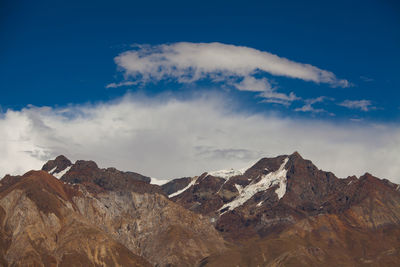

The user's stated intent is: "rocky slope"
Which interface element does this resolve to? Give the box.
[0,171,150,266]
[0,157,226,266]
[73,187,226,266]
[164,152,400,265]
[198,172,400,266]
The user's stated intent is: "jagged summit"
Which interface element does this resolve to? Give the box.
[41,156,161,195]
[289,150,303,159]
[41,155,72,175]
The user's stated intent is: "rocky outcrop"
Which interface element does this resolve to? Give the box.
[161,177,191,196]
[0,171,150,266]
[41,155,72,174]
[41,156,164,195]
[61,159,160,194]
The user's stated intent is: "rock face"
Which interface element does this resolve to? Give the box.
[0,171,150,266]
[1,153,400,266]
[161,177,191,196]
[74,190,225,266]
[41,155,72,174]
[45,157,163,195]
[0,157,226,266]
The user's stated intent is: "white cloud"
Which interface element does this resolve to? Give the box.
[105,81,137,88]
[0,93,399,183]
[110,42,349,104]
[295,96,331,113]
[339,99,375,111]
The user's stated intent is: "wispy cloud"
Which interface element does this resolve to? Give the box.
[105,81,137,88]
[294,96,332,113]
[0,93,398,183]
[110,42,349,105]
[339,99,375,112]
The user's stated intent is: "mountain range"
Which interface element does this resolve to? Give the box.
[0,152,399,266]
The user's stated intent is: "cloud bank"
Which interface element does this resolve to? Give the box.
[111,42,349,105]
[0,93,399,183]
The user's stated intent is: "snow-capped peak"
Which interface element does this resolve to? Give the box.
[219,157,289,213]
[150,177,170,186]
[208,168,246,179]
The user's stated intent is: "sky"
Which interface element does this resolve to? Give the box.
[0,0,399,182]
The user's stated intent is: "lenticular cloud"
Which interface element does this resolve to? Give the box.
[110,42,349,104]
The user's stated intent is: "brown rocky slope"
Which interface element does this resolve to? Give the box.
[0,161,226,266]
[0,170,150,266]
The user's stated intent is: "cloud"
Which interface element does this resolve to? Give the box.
[105,81,137,88]
[0,93,399,183]
[295,96,329,113]
[110,42,349,104]
[339,99,375,111]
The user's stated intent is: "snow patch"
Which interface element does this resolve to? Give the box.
[234,184,243,193]
[52,166,71,179]
[219,157,288,213]
[213,165,251,193]
[208,167,247,179]
[168,176,198,198]
[48,167,57,175]
[150,177,170,186]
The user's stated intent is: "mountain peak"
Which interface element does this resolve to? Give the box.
[42,155,72,175]
[289,151,303,159]
[54,155,70,162]
[58,158,161,195]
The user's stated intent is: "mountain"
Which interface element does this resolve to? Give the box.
[0,152,399,266]
[0,157,225,266]
[165,152,400,265]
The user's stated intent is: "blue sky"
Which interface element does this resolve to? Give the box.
[1,0,399,121]
[0,0,400,181]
